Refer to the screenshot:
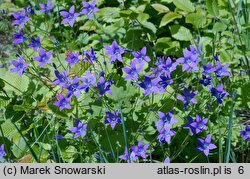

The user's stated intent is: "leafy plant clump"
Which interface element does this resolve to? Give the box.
[0,0,249,163]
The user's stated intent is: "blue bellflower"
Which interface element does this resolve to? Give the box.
[105,40,125,63]
[119,147,138,163]
[177,45,200,72]
[164,157,170,163]
[200,75,212,86]
[139,76,159,96]
[202,63,215,75]
[13,30,26,44]
[196,134,217,156]
[60,5,80,27]
[131,140,149,159]
[39,0,53,14]
[0,144,6,160]
[64,77,83,98]
[183,116,197,136]
[81,0,99,19]
[122,61,143,81]
[157,125,176,144]
[80,71,97,92]
[132,47,151,64]
[70,120,88,138]
[160,57,178,77]
[12,9,29,28]
[33,48,53,67]
[156,111,178,132]
[240,125,250,141]
[210,84,228,104]
[54,94,71,111]
[96,77,113,96]
[10,56,28,76]
[190,115,208,134]
[104,111,122,130]
[28,37,41,52]
[66,52,79,66]
[214,61,230,77]
[177,88,198,108]
[52,70,69,87]
[83,47,97,63]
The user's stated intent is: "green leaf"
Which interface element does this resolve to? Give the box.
[12,134,27,159]
[169,25,193,41]
[186,12,206,28]
[0,78,5,88]
[206,0,219,17]
[61,146,78,163]
[141,21,157,34]
[173,0,195,13]
[2,72,29,95]
[154,37,172,50]
[151,4,169,14]
[107,82,137,101]
[213,22,227,32]
[0,120,17,138]
[137,13,150,23]
[160,12,182,27]
[13,104,33,112]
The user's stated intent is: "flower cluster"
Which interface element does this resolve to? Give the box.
[156,111,177,144]
[60,1,99,27]
[119,140,149,162]
[8,0,239,163]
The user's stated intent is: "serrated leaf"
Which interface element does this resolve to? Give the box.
[160,12,182,27]
[169,25,193,41]
[186,12,206,28]
[173,0,195,13]
[206,0,219,17]
[151,4,169,14]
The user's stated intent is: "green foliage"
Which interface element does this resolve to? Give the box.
[0,0,249,164]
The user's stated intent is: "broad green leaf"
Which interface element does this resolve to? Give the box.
[137,13,150,23]
[12,134,27,159]
[213,22,227,32]
[141,21,157,34]
[206,0,219,17]
[0,120,17,138]
[61,146,78,163]
[13,104,33,111]
[2,72,29,95]
[151,4,169,14]
[160,12,182,27]
[107,83,137,101]
[173,0,195,13]
[154,37,172,50]
[169,25,193,41]
[186,12,206,28]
